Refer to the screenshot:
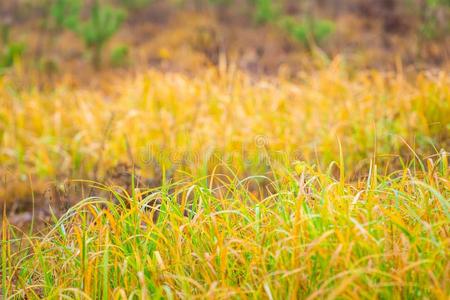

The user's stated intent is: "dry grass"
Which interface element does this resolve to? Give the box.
[0,62,448,182]
[1,61,449,299]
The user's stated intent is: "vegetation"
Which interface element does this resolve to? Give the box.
[50,0,125,69]
[50,0,82,31]
[280,16,335,47]
[419,0,450,39]
[3,163,448,298]
[0,0,449,299]
[249,0,335,48]
[252,0,279,24]
[1,67,448,181]
[0,23,25,74]
[76,1,125,69]
[1,65,449,298]
[110,44,129,67]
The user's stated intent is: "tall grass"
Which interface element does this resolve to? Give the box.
[0,63,448,185]
[0,62,449,298]
[2,161,449,298]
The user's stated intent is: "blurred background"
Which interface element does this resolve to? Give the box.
[1,0,449,229]
[1,0,449,82]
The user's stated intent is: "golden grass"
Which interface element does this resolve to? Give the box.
[1,62,448,182]
[3,167,449,298]
[1,61,449,299]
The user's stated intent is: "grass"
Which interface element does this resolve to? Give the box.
[0,63,448,184]
[3,164,449,298]
[0,61,449,298]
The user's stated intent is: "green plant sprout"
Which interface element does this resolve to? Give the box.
[75,1,126,69]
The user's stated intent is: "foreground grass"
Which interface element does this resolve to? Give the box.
[3,161,449,299]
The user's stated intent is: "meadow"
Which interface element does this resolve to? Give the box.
[1,62,449,299]
[1,0,450,299]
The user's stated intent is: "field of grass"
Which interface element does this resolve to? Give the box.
[1,62,449,298]
[1,64,448,182]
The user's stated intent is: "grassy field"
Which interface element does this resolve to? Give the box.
[1,0,449,298]
[1,62,449,298]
